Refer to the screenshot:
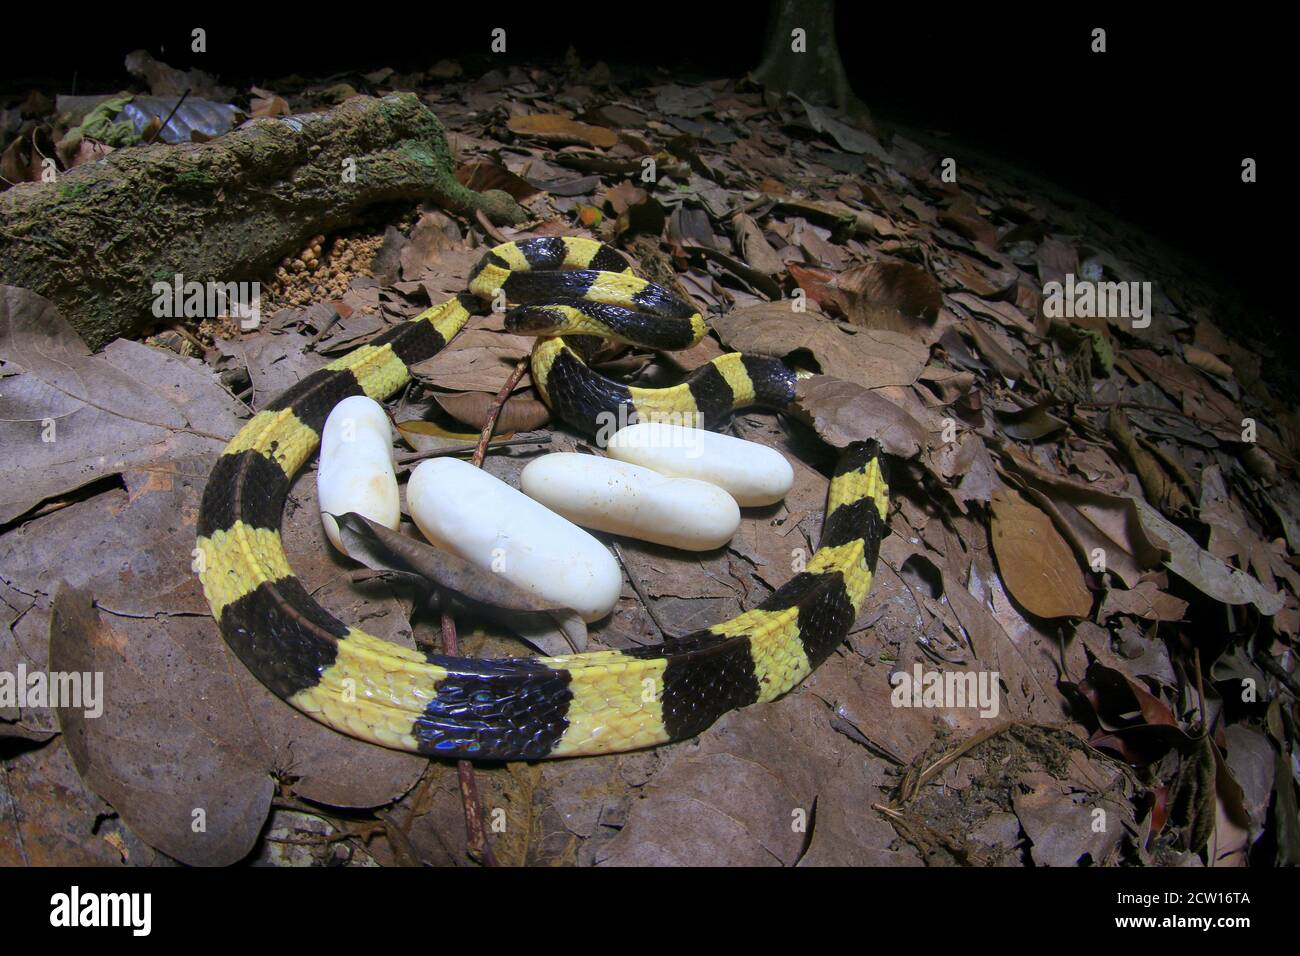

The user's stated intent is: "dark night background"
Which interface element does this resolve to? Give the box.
[2,7,1282,320]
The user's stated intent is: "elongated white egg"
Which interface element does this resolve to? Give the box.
[407,457,622,622]
[606,422,793,507]
[520,453,741,551]
[318,395,400,553]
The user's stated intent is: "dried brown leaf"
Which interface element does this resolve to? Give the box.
[829,261,942,335]
[1000,446,1165,589]
[409,315,532,393]
[434,390,551,432]
[455,160,542,202]
[731,212,785,276]
[711,304,927,390]
[0,287,246,522]
[1131,498,1285,616]
[50,583,424,866]
[1012,771,1126,866]
[990,487,1093,619]
[1106,407,1191,515]
[507,114,618,148]
[794,375,928,459]
[1097,581,1189,623]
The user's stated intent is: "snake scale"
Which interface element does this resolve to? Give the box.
[196,237,889,759]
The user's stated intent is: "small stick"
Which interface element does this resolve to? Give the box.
[168,322,207,353]
[29,128,50,164]
[611,540,682,642]
[472,358,530,467]
[475,207,510,246]
[395,434,548,468]
[147,88,191,145]
[438,354,528,867]
[1256,650,1300,698]
[308,307,343,348]
[896,720,1014,804]
[438,612,498,867]
[1193,646,1208,735]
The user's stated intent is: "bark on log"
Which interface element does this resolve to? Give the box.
[0,93,528,349]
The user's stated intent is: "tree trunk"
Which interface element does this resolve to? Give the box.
[0,93,527,349]
[752,0,871,125]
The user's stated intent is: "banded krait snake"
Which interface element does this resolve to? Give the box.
[196,237,888,759]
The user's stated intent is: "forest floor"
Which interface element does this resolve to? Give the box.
[1,52,1297,866]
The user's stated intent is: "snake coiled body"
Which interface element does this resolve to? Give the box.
[196,237,889,759]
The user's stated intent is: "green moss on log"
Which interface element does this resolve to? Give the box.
[0,93,528,349]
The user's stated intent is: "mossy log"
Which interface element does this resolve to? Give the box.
[0,93,527,349]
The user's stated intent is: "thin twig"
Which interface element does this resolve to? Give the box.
[0,762,30,865]
[436,356,529,867]
[22,498,78,520]
[29,128,49,164]
[1193,647,1208,735]
[611,539,682,642]
[147,89,190,145]
[475,207,509,245]
[395,434,548,469]
[168,322,206,353]
[1078,400,1300,468]
[1256,650,1300,697]
[872,802,993,866]
[308,307,343,348]
[437,612,498,867]
[472,358,530,466]
[264,824,383,847]
[394,379,415,422]
[896,720,1015,804]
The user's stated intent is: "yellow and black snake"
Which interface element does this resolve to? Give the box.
[196,237,889,759]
